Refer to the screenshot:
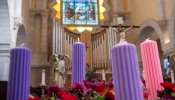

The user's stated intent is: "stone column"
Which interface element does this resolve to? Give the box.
[10,0,23,48]
[42,0,47,10]
[111,0,125,15]
[40,13,48,53]
[117,0,125,14]
[0,53,10,81]
[14,0,22,17]
[35,0,42,9]
[111,0,118,14]
[61,26,65,54]
[12,17,23,47]
[29,13,36,51]
[157,0,167,20]
[156,0,168,42]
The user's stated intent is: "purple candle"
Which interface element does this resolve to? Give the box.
[7,46,31,100]
[72,41,86,85]
[111,43,143,100]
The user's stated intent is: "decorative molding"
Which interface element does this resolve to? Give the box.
[31,64,50,67]
[41,13,48,17]
[0,53,10,58]
[13,17,23,30]
[163,48,175,56]
[30,9,49,14]
[0,43,10,49]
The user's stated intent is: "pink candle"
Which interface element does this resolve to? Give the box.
[140,39,163,99]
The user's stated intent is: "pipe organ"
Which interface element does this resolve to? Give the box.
[92,17,118,72]
[53,17,118,73]
[53,20,80,73]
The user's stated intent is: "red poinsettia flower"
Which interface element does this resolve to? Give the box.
[57,90,64,96]
[71,82,84,91]
[61,94,78,100]
[106,88,115,100]
[161,82,171,88]
[143,93,149,99]
[57,90,78,100]
[46,85,61,97]
[83,80,103,89]
[27,97,40,100]
[160,82,175,91]
[95,82,106,92]
[100,88,115,100]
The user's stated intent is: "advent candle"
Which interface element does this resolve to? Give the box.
[171,70,174,83]
[72,38,86,85]
[7,46,31,100]
[111,43,143,100]
[140,39,163,99]
[102,70,106,81]
[41,70,46,85]
[63,76,66,84]
[142,71,145,79]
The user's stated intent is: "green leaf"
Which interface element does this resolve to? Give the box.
[43,97,55,100]
[171,92,175,97]
[51,97,55,100]
[97,96,106,100]
[93,95,106,100]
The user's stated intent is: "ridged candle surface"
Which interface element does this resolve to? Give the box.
[7,46,31,100]
[140,40,163,99]
[111,43,143,100]
[72,42,86,85]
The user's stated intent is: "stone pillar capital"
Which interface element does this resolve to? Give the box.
[40,12,48,53]
[158,20,168,32]
[13,17,23,30]
[41,13,48,18]
[30,12,36,17]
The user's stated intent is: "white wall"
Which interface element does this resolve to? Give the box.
[0,0,11,44]
[0,0,11,81]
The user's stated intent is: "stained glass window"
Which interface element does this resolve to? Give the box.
[62,0,99,25]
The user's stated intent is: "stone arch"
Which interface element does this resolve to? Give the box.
[136,19,165,51]
[16,25,27,47]
[136,19,165,65]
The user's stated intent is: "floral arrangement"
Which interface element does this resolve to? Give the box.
[28,68,148,100]
[141,76,149,100]
[143,87,149,100]
[28,97,40,100]
[157,82,175,99]
[28,68,114,100]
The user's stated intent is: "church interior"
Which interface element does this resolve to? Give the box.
[1,0,175,100]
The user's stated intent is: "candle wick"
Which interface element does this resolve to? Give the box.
[146,38,150,41]
[20,43,25,46]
